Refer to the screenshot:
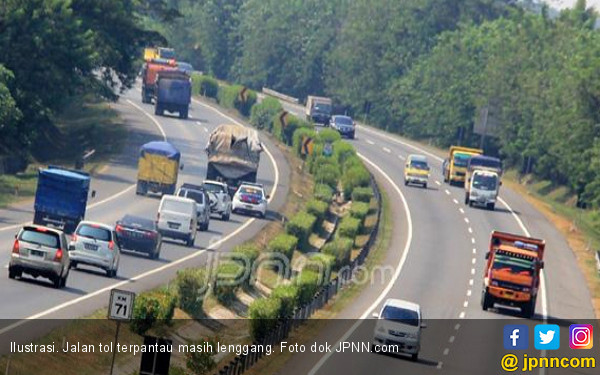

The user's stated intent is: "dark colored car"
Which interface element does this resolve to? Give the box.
[115,215,162,259]
[330,115,356,139]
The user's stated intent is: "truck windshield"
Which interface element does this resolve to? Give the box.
[473,174,497,191]
[453,153,472,168]
[492,254,534,276]
[470,158,502,171]
[381,306,419,326]
[410,161,428,170]
[314,103,331,114]
[203,183,226,194]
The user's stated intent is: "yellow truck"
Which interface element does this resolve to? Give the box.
[136,141,182,196]
[442,146,482,185]
[144,47,159,61]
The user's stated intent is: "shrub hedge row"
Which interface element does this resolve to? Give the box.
[286,211,317,251]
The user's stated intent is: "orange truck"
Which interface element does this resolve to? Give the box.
[141,58,178,104]
[481,231,545,318]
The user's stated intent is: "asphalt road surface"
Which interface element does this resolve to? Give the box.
[0,87,290,352]
[274,99,596,375]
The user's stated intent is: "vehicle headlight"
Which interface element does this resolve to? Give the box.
[522,287,531,292]
[491,280,499,287]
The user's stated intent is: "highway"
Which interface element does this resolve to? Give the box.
[0,87,289,352]
[274,100,597,375]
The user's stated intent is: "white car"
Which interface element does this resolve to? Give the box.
[69,221,120,277]
[232,183,269,218]
[372,299,426,361]
[203,180,232,220]
[156,195,198,247]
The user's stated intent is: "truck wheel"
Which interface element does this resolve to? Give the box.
[411,352,419,362]
[155,105,163,116]
[404,179,408,186]
[464,193,469,205]
[221,210,230,221]
[481,291,493,311]
[423,182,427,189]
[487,203,495,211]
[179,107,188,119]
[521,300,535,319]
[136,182,146,196]
[186,236,194,247]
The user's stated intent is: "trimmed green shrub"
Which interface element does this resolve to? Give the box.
[176,268,209,317]
[274,114,312,146]
[130,290,176,335]
[232,243,260,275]
[304,253,335,281]
[314,163,341,189]
[306,198,328,227]
[341,164,371,198]
[317,128,342,144]
[352,187,374,203]
[217,84,257,117]
[333,140,356,166]
[322,237,353,268]
[350,202,370,222]
[249,297,281,342]
[314,183,334,203]
[286,211,317,251]
[250,97,282,130]
[213,262,245,303]
[309,155,338,175]
[186,338,217,375]
[295,269,322,305]
[191,73,218,98]
[271,284,299,317]
[267,233,298,263]
[338,216,361,240]
[292,127,318,156]
[342,155,363,173]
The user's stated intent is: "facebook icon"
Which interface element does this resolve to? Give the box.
[503,325,529,350]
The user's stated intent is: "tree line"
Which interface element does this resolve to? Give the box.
[0,0,174,160]
[153,0,600,206]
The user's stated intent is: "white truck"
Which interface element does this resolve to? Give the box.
[305,96,332,125]
[464,169,500,210]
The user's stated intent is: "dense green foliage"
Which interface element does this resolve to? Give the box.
[338,216,361,240]
[295,269,323,305]
[191,73,219,98]
[267,234,298,263]
[130,290,177,334]
[351,187,374,203]
[314,183,334,204]
[0,0,167,157]
[250,97,283,130]
[306,199,329,227]
[270,285,300,317]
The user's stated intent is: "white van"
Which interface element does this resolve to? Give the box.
[156,195,198,247]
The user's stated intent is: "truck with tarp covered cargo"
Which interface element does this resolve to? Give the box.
[33,166,91,234]
[205,124,262,194]
[136,141,182,196]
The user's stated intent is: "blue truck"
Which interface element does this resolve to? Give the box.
[154,70,191,119]
[33,166,91,234]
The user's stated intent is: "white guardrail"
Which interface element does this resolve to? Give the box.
[262,87,300,104]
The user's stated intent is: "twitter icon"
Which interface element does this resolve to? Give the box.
[535,324,560,350]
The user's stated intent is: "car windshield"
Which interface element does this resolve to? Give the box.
[76,225,111,242]
[238,186,263,198]
[203,183,225,193]
[472,174,497,191]
[19,229,59,248]
[162,199,194,214]
[121,215,155,230]
[314,103,331,113]
[492,254,534,276]
[335,117,353,126]
[453,153,472,168]
[381,306,419,326]
[410,160,428,170]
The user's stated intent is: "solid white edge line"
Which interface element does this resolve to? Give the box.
[0,96,281,336]
[307,153,413,375]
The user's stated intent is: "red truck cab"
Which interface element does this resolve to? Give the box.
[481,231,545,318]
[141,58,177,104]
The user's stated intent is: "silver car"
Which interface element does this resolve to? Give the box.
[9,225,70,289]
[177,183,210,231]
[69,221,121,277]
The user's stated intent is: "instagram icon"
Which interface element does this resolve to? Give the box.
[569,325,593,349]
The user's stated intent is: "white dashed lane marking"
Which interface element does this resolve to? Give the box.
[471,238,476,244]
[467,290,472,297]
[435,180,441,186]
[468,227,473,233]
[366,139,375,145]
[398,154,406,160]
[472,258,476,264]
[459,311,466,319]
[445,189,451,195]
[449,336,455,343]
[383,147,391,153]
[459,208,465,214]
[469,279,474,286]
[443,348,450,356]
[464,217,470,224]
[472,248,477,254]
[453,198,459,204]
